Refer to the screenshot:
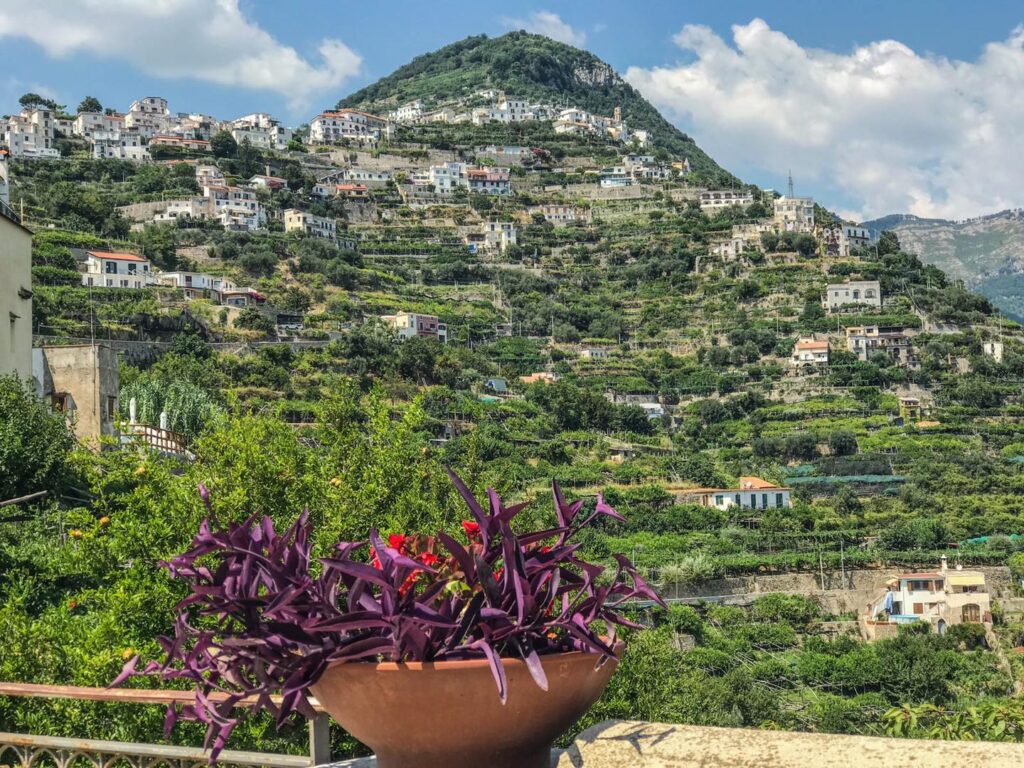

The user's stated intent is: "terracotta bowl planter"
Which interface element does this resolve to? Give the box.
[310,644,623,768]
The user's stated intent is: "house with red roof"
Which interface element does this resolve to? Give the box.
[791,336,829,366]
[670,476,793,511]
[80,250,153,289]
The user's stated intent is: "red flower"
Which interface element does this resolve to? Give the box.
[388,533,407,551]
[370,552,381,569]
[462,520,481,540]
[399,571,420,596]
[68,601,78,610]
[419,552,440,567]
[540,546,552,554]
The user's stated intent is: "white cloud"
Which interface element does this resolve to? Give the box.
[502,11,586,47]
[0,0,362,113]
[625,19,1024,220]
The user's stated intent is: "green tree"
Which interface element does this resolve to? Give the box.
[210,130,238,158]
[77,96,103,114]
[0,375,75,499]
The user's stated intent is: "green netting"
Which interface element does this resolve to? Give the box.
[786,474,907,485]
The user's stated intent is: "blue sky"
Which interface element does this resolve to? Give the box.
[2,1,1023,218]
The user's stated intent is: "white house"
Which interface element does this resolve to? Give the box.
[527,204,590,226]
[676,476,793,511]
[92,131,150,162]
[80,251,153,289]
[203,186,264,231]
[159,272,238,301]
[230,113,292,150]
[4,107,59,158]
[699,190,754,211]
[774,196,815,232]
[579,347,609,361]
[152,198,209,224]
[308,109,391,144]
[125,97,173,138]
[791,336,829,367]
[195,165,226,190]
[381,312,448,344]
[73,112,126,140]
[428,163,467,196]
[341,168,392,188]
[863,558,992,640]
[394,101,424,123]
[599,167,632,188]
[824,281,882,312]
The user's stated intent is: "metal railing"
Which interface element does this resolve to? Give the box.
[0,198,21,225]
[0,683,332,768]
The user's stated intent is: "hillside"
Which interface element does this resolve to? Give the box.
[7,59,1024,756]
[863,210,1024,320]
[338,32,738,185]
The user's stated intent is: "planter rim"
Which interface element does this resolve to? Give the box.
[319,642,624,674]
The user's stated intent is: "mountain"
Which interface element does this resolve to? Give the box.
[337,32,738,185]
[862,210,1024,322]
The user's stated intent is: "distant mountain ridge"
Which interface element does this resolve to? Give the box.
[862,209,1024,321]
[336,32,738,185]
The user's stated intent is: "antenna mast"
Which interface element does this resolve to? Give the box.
[787,171,794,198]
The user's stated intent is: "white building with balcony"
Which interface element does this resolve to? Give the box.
[381,312,448,343]
[80,251,153,289]
[125,97,173,138]
[824,281,882,312]
[308,109,391,144]
[92,131,150,162]
[4,107,60,158]
[863,558,992,639]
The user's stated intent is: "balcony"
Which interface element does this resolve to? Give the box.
[2,685,1022,767]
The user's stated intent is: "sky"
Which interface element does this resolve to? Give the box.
[1,1,1023,220]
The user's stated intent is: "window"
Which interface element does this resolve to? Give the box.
[734,494,741,507]
[775,493,784,507]
[714,495,723,506]
[105,260,117,274]
[913,603,924,615]
[52,393,69,412]
[105,396,117,421]
[763,493,769,508]
[749,494,757,510]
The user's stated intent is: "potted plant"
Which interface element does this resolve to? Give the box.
[115,470,664,768]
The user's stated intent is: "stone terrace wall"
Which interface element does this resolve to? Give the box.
[661,566,1014,617]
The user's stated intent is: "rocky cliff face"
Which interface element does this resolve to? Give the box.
[863,210,1024,320]
[572,62,621,88]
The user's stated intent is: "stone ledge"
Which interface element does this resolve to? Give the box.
[556,720,1024,767]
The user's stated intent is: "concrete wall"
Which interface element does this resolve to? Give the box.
[0,215,33,382]
[34,344,120,445]
[559,720,1024,768]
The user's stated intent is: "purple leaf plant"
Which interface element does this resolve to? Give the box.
[113,469,664,758]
